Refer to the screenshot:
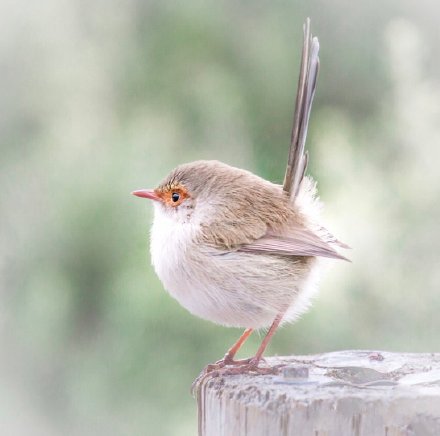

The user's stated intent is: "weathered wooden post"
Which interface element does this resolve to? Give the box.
[196,350,440,436]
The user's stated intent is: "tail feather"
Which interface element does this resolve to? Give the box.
[284,19,350,257]
[283,18,320,199]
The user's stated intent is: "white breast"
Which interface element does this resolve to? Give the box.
[150,207,195,294]
[150,205,247,326]
[149,204,320,329]
[150,205,220,321]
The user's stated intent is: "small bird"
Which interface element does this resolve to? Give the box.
[133,19,348,376]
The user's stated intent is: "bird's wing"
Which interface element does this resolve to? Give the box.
[238,225,348,261]
[283,18,320,199]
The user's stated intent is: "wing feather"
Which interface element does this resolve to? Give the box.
[239,226,349,261]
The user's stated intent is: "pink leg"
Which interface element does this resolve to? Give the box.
[194,328,253,389]
[211,313,285,374]
[192,314,285,393]
[207,328,254,371]
[251,312,284,364]
[214,312,286,375]
[223,328,253,364]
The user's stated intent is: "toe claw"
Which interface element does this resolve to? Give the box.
[191,356,282,396]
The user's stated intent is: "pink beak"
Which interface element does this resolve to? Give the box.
[131,189,162,202]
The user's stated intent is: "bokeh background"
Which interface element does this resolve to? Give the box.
[1,0,440,434]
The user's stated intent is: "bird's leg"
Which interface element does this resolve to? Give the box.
[209,312,286,377]
[220,328,254,365]
[249,313,284,365]
[205,313,286,375]
[192,328,253,392]
[205,328,253,372]
[192,315,285,394]
[249,312,284,366]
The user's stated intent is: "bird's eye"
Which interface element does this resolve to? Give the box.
[171,192,180,202]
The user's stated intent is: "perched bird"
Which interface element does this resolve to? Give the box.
[133,19,348,376]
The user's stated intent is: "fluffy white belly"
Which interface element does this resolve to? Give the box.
[150,214,240,325]
[150,211,318,329]
[150,212,204,304]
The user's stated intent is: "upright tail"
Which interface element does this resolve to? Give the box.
[283,18,320,199]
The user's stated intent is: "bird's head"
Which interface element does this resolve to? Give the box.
[132,160,239,224]
[132,180,195,223]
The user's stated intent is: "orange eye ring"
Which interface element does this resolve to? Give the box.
[156,184,189,207]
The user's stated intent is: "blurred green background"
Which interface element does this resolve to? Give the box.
[1,0,440,434]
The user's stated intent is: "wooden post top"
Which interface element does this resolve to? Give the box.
[196,350,440,436]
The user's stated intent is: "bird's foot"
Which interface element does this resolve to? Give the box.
[213,355,252,368]
[191,357,279,397]
[192,356,251,393]
[205,354,268,373]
